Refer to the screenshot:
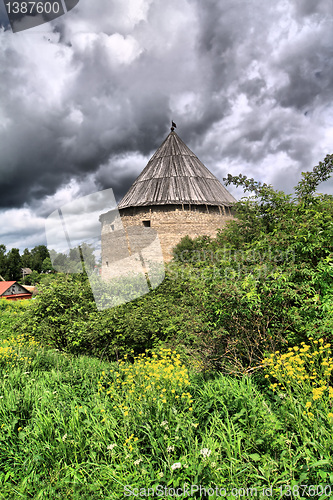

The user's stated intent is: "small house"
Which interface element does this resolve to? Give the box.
[21,268,32,279]
[0,281,33,301]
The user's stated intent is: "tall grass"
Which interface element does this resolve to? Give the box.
[0,340,332,498]
[0,299,33,340]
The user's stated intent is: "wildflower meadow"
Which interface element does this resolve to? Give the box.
[1,301,333,499]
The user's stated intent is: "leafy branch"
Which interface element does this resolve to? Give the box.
[294,153,333,205]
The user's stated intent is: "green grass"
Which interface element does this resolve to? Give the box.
[0,300,33,340]
[0,302,333,499]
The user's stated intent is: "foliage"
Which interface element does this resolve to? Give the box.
[5,248,22,281]
[13,268,212,366]
[30,245,50,273]
[0,337,332,498]
[262,338,333,464]
[49,243,97,274]
[41,257,54,273]
[15,273,97,352]
[20,248,33,269]
[0,334,39,367]
[0,245,6,280]
[23,270,40,285]
[262,339,333,420]
[98,348,193,425]
[0,244,51,282]
[0,299,32,340]
[294,153,333,205]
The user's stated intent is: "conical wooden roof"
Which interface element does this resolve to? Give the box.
[118,130,236,209]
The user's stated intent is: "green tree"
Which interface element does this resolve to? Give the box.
[41,257,54,273]
[31,245,50,273]
[21,248,33,269]
[294,153,333,205]
[79,243,96,273]
[0,244,6,278]
[5,248,22,281]
[24,270,40,285]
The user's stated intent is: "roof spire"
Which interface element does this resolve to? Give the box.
[117,128,237,210]
[171,120,177,132]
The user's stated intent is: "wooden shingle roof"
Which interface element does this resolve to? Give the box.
[118,130,236,209]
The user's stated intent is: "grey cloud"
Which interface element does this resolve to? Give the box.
[292,0,333,18]
[194,1,272,82]
[274,31,333,111]
[223,107,319,167]
[239,78,267,102]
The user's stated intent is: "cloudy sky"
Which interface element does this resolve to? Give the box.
[0,0,332,253]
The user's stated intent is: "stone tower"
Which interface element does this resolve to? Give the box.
[100,127,236,277]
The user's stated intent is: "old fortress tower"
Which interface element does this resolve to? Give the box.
[99,125,236,278]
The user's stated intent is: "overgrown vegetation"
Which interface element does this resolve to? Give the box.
[0,154,332,497]
[0,328,332,499]
[11,154,333,373]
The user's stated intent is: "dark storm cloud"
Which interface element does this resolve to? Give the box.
[274,29,333,111]
[292,0,333,18]
[194,1,272,83]
[0,27,172,208]
[239,78,267,102]
[0,0,199,211]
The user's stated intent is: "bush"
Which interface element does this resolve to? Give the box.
[15,273,96,351]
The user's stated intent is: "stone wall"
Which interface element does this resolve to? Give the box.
[100,204,234,279]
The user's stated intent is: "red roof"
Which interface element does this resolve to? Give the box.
[0,281,16,295]
[0,281,32,296]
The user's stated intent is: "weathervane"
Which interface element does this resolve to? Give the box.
[171,120,177,132]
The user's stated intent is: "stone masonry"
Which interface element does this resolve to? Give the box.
[100,203,234,280]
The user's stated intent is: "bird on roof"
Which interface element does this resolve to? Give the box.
[171,120,177,131]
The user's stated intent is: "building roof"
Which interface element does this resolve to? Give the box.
[117,130,236,209]
[23,285,38,294]
[0,281,32,296]
[0,281,16,295]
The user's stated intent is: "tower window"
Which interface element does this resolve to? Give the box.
[142,220,151,227]
[111,224,114,231]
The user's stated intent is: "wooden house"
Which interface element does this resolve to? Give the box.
[0,281,33,301]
